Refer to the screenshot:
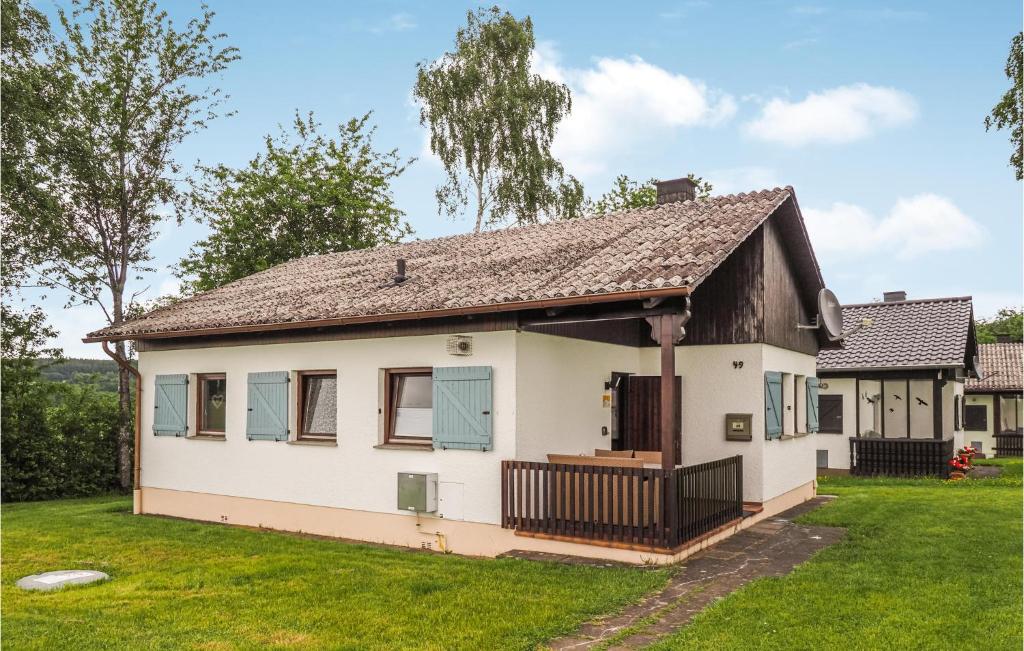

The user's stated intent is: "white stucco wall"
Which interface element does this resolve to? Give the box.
[963,394,996,455]
[514,332,640,461]
[138,331,817,525]
[816,378,854,469]
[815,373,964,469]
[139,331,518,526]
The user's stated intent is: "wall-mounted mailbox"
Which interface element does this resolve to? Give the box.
[725,413,752,441]
[397,472,438,512]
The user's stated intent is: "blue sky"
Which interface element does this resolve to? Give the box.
[31,0,1023,357]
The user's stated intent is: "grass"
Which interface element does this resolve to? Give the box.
[1,497,669,650]
[650,458,1023,650]
[4,462,1021,650]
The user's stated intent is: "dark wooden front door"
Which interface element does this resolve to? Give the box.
[616,375,681,461]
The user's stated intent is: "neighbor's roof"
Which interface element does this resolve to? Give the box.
[817,297,975,371]
[966,343,1023,393]
[87,187,821,341]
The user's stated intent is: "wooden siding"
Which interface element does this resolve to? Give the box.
[762,219,819,355]
[683,228,764,346]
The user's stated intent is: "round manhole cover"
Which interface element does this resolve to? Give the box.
[16,570,109,591]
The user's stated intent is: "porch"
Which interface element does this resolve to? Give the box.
[500,455,744,550]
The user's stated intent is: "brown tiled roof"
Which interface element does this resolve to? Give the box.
[88,187,817,341]
[817,297,974,371]
[967,343,1023,392]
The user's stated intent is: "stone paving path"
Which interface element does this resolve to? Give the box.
[542,497,845,650]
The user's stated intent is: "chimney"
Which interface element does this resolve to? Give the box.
[883,290,907,303]
[655,176,698,205]
[996,334,1013,344]
[394,258,407,284]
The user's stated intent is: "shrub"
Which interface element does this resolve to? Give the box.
[1,362,123,502]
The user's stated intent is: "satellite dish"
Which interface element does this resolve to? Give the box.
[818,288,844,341]
[971,354,984,379]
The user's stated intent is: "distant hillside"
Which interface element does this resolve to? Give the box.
[36,358,134,393]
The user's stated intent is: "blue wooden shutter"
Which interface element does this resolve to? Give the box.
[247,372,289,441]
[432,366,492,451]
[806,377,820,433]
[154,374,188,436]
[765,371,783,440]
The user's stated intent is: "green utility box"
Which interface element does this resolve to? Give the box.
[397,472,438,512]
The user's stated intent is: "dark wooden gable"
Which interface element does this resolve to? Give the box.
[683,200,820,355]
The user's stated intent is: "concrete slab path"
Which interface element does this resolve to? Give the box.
[543,496,845,650]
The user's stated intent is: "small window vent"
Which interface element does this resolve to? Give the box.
[446,335,473,356]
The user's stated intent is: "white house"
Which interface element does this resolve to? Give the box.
[815,292,980,476]
[964,341,1023,457]
[88,178,835,564]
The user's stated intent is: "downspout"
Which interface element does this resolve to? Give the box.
[102,340,143,515]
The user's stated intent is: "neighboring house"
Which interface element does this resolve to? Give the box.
[964,340,1023,457]
[87,177,837,564]
[816,292,980,476]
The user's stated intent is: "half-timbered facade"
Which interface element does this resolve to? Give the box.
[816,293,980,476]
[965,341,1023,457]
[87,177,834,564]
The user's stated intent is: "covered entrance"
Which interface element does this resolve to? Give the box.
[612,374,681,464]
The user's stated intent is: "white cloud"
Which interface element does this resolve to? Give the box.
[744,83,917,146]
[706,166,782,195]
[532,44,736,177]
[804,194,984,260]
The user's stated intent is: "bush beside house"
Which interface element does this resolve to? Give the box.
[1,362,122,502]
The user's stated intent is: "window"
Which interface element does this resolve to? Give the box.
[816,449,828,468]
[196,373,226,435]
[819,394,844,433]
[297,371,337,440]
[963,404,987,432]
[384,368,433,445]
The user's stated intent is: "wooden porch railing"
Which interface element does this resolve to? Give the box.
[994,432,1023,457]
[500,456,743,550]
[849,437,954,477]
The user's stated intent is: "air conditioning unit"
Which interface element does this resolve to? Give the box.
[397,472,438,512]
[446,335,473,356]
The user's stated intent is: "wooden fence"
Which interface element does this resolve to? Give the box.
[500,455,743,549]
[994,432,1023,457]
[849,437,954,477]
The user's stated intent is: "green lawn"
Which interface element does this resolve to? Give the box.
[651,458,1024,650]
[0,497,668,650]
[4,463,1021,650]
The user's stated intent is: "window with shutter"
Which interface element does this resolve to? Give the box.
[805,377,820,433]
[154,374,188,436]
[764,371,783,440]
[247,372,289,441]
[432,366,492,451]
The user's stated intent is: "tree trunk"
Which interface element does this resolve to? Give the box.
[474,172,485,232]
[115,339,133,490]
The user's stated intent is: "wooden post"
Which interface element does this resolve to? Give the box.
[659,315,676,472]
[932,379,943,439]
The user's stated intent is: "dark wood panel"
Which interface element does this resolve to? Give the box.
[683,228,764,346]
[525,319,645,347]
[622,376,681,459]
[762,219,819,356]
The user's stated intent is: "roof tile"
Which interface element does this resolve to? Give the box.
[89,188,795,340]
[817,297,974,371]
[967,343,1022,392]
